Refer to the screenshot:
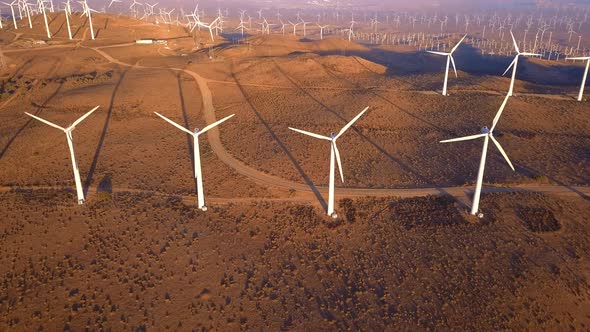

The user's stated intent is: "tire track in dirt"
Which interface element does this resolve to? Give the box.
[1,184,589,204]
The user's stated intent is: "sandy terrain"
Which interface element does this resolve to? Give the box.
[0,11,589,330]
[1,190,589,330]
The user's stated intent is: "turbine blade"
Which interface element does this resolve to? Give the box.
[154,112,194,135]
[336,106,369,139]
[427,51,449,56]
[25,112,66,131]
[69,105,100,129]
[502,56,517,76]
[490,93,510,132]
[288,127,331,140]
[510,30,519,53]
[490,136,515,171]
[566,56,590,60]
[440,133,487,143]
[520,52,541,56]
[450,55,458,78]
[333,142,344,183]
[451,34,467,53]
[198,114,235,135]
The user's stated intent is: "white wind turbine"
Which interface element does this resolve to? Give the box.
[38,0,51,38]
[427,34,466,96]
[300,20,311,37]
[62,0,72,39]
[503,31,541,96]
[25,106,100,204]
[288,20,300,36]
[440,94,514,217]
[566,56,590,102]
[78,0,95,40]
[2,0,18,29]
[317,24,328,40]
[195,16,219,42]
[289,107,369,218]
[154,112,235,211]
[23,2,33,28]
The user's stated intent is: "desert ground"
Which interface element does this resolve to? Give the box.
[1,7,590,330]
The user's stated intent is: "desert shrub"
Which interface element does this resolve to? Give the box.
[339,198,356,222]
[518,207,561,233]
[388,195,466,229]
[532,175,550,184]
[96,191,112,202]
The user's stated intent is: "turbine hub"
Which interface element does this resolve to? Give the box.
[481,126,490,134]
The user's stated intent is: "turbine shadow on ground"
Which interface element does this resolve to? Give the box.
[72,18,87,39]
[273,61,462,202]
[0,59,63,161]
[231,68,328,211]
[176,70,200,196]
[0,57,35,98]
[53,18,67,37]
[311,57,459,136]
[314,43,585,89]
[83,67,128,195]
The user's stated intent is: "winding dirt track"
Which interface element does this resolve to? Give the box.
[82,44,590,201]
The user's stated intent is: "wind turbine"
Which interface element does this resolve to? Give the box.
[23,2,33,28]
[317,24,328,40]
[440,94,514,217]
[196,16,219,42]
[503,31,541,96]
[289,107,369,218]
[566,56,590,102]
[300,20,311,37]
[154,112,235,211]
[62,0,72,39]
[427,34,466,96]
[2,1,18,29]
[39,0,51,38]
[288,20,300,36]
[25,106,100,204]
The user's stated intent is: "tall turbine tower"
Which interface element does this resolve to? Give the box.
[154,112,235,211]
[289,107,369,218]
[427,34,466,96]
[566,56,590,102]
[504,31,541,96]
[25,106,100,204]
[440,94,514,217]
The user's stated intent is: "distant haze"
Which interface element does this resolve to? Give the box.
[177,0,590,11]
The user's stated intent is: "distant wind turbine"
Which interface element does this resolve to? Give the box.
[2,0,18,29]
[503,31,541,96]
[427,34,466,96]
[317,23,328,40]
[196,16,220,42]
